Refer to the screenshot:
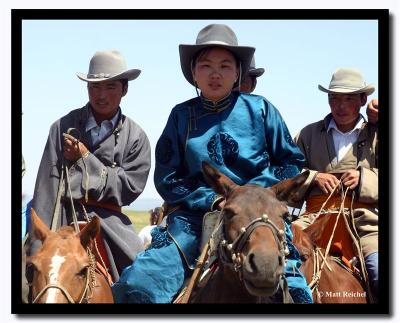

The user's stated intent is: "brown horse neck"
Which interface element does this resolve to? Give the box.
[291,223,315,260]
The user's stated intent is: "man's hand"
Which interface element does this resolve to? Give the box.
[366,98,378,125]
[340,169,360,190]
[63,135,89,162]
[314,172,341,194]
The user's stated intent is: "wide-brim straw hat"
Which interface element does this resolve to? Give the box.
[247,56,265,78]
[318,68,374,96]
[179,24,255,86]
[77,50,141,82]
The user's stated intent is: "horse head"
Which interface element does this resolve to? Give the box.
[26,209,100,303]
[202,161,309,298]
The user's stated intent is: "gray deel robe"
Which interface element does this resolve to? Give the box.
[30,104,151,280]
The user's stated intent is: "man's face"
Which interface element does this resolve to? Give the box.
[239,75,257,93]
[88,80,127,121]
[192,47,239,102]
[328,93,366,132]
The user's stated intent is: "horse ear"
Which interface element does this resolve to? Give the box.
[270,170,310,204]
[30,208,51,242]
[202,161,237,196]
[79,216,100,249]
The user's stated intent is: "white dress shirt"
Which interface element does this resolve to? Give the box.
[85,108,120,146]
[327,115,364,162]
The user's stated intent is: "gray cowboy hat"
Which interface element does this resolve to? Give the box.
[77,50,141,82]
[179,24,255,86]
[247,56,265,78]
[318,68,375,96]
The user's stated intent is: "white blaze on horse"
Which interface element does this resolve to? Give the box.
[26,209,114,303]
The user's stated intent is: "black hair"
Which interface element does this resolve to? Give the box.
[119,79,128,88]
[191,46,240,70]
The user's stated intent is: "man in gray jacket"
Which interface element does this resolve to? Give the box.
[29,50,151,281]
[293,68,378,301]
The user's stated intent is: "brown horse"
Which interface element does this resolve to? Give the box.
[189,162,367,303]
[189,162,310,303]
[292,220,368,303]
[26,209,114,303]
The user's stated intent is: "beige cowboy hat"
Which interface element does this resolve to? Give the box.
[247,55,265,78]
[318,68,375,96]
[179,24,255,86]
[77,50,141,82]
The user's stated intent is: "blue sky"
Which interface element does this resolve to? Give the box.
[22,19,379,206]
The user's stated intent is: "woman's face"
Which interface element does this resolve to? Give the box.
[192,47,239,102]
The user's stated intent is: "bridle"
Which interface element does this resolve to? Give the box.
[219,213,290,272]
[218,212,293,303]
[30,250,97,304]
[31,267,90,304]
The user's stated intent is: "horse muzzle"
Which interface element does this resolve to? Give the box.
[241,251,284,297]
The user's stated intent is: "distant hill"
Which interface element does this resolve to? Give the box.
[125,198,164,211]
[127,199,305,214]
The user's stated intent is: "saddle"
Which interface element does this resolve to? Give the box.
[303,194,369,273]
[174,211,222,303]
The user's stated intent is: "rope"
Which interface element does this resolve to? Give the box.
[307,182,370,301]
[62,128,91,233]
[64,165,80,233]
[307,183,344,290]
[347,192,374,302]
[80,203,109,278]
[51,167,65,231]
[312,180,342,222]
[319,186,350,270]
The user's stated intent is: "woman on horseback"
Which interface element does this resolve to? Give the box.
[112,23,312,303]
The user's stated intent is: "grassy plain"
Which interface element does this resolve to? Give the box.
[123,209,150,233]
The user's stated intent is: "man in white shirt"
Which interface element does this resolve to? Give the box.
[293,68,379,302]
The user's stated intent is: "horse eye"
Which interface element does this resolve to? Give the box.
[223,208,235,220]
[77,267,88,278]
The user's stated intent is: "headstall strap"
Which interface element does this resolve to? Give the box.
[32,266,91,304]
[219,213,289,273]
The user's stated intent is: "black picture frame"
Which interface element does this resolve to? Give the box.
[13,8,390,316]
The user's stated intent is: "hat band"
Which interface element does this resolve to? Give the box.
[330,84,366,90]
[198,40,237,46]
[87,73,111,79]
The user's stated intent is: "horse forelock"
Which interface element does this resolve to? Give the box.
[228,185,287,224]
[57,226,75,236]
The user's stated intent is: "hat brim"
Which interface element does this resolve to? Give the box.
[248,68,265,78]
[76,69,141,83]
[179,43,255,86]
[318,84,375,96]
